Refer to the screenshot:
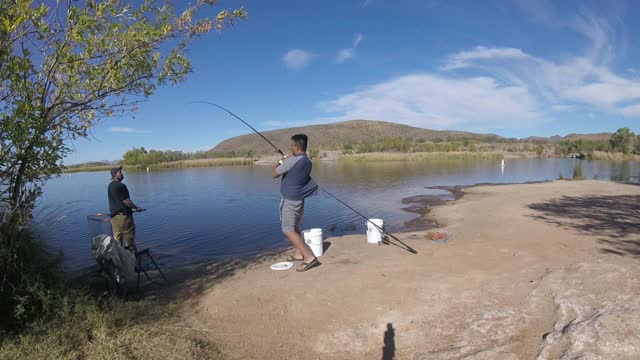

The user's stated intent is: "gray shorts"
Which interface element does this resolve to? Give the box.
[280,198,304,233]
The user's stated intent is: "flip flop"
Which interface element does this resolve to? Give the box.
[286,256,304,262]
[296,258,320,272]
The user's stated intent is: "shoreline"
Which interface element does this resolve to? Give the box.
[175,179,640,359]
[60,151,513,172]
[63,152,640,173]
[73,178,630,281]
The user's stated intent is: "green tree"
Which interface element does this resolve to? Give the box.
[535,144,544,157]
[308,148,319,159]
[0,0,246,330]
[558,139,583,155]
[568,139,583,153]
[609,128,636,154]
[122,147,148,165]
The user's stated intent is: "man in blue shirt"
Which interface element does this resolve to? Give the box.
[272,134,320,272]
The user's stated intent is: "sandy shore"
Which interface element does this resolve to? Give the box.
[177,180,640,359]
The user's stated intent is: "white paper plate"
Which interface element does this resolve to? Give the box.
[270,261,294,271]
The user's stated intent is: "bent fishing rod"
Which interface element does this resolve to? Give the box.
[192,101,417,255]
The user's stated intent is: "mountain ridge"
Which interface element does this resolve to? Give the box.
[210,120,612,155]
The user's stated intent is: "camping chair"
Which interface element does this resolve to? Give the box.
[134,248,170,292]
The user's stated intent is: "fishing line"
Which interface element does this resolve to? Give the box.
[192,101,417,254]
[190,101,284,157]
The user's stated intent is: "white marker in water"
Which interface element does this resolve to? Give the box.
[501,159,505,175]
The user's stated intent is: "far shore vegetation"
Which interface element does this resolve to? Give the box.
[65,127,640,172]
[338,151,504,161]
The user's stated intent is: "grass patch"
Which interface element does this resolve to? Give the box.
[0,229,221,360]
[149,158,254,169]
[0,293,222,360]
[587,151,640,161]
[62,165,114,173]
[62,158,255,173]
[338,151,504,162]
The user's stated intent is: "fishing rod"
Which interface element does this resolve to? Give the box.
[318,186,418,254]
[90,209,146,220]
[190,101,285,157]
[194,101,417,255]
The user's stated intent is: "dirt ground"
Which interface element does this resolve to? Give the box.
[177,180,640,359]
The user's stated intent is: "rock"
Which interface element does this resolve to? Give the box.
[534,263,640,360]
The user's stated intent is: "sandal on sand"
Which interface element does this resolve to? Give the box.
[296,258,320,272]
[286,256,304,262]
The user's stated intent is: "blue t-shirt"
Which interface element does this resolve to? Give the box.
[276,154,318,201]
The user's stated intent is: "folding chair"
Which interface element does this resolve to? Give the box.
[135,248,170,292]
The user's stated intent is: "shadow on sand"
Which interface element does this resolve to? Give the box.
[382,322,395,360]
[145,240,334,299]
[527,194,640,257]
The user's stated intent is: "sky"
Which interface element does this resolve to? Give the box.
[67,0,640,164]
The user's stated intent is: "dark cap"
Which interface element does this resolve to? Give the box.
[110,166,122,179]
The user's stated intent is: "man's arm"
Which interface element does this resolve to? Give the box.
[115,184,144,211]
[272,156,291,178]
[272,162,281,178]
[123,198,144,212]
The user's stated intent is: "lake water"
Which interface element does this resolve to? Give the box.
[33,158,640,272]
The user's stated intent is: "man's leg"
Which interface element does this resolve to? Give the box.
[281,199,314,263]
[121,215,137,252]
[283,230,314,263]
[111,215,124,247]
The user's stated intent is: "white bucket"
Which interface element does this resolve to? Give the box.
[366,219,385,244]
[303,228,324,257]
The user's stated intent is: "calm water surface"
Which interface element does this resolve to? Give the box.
[33,159,640,272]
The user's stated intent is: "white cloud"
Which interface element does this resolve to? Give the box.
[319,8,640,131]
[320,74,544,130]
[282,49,313,70]
[336,33,364,64]
[435,4,640,120]
[336,49,355,64]
[621,104,640,116]
[515,0,627,64]
[571,12,616,63]
[109,127,151,134]
[353,33,364,47]
[551,104,574,112]
[440,46,530,71]
[442,48,640,116]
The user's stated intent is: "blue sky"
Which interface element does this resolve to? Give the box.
[67,0,640,164]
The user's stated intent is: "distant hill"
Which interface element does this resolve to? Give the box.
[64,160,116,168]
[210,120,614,155]
[210,120,502,155]
[557,133,612,142]
[525,133,612,143]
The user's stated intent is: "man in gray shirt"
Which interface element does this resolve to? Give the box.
[272,134,319,272]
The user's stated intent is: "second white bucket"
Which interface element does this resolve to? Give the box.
[303,228,324,257]
[366,219,384,244]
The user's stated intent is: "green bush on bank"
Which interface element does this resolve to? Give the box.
[0,230,221,360]
[0,230,67,333]
[1,291,222,360]
[338,151,504,162]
